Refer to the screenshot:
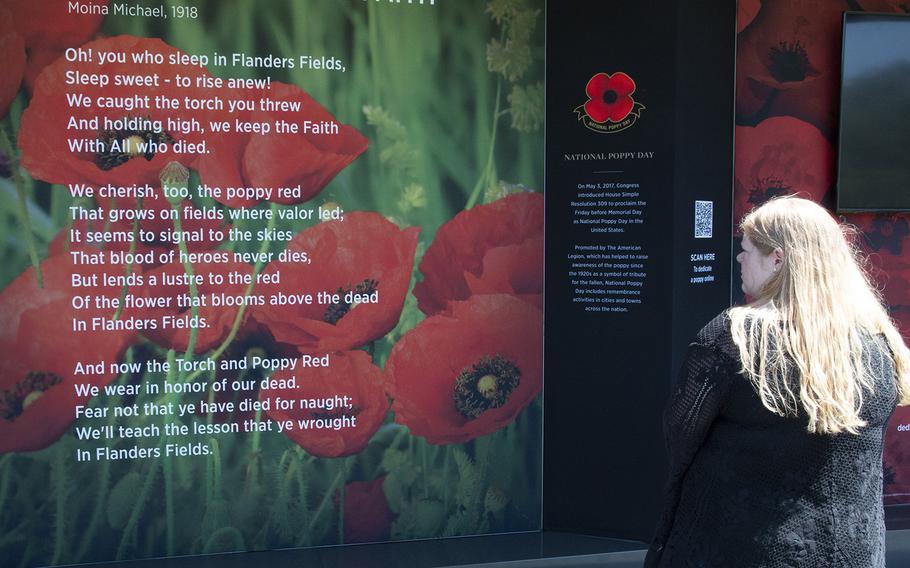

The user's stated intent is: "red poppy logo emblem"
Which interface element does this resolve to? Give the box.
[574,71,645,133]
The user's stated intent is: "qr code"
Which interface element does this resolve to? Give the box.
[694,200,713,239]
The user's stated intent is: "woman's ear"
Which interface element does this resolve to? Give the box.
[772,247,784,270]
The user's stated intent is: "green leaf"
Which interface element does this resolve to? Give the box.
[507,82,544,133]
[398,183,427,214]
[413,498,447,537]
[486,0,527,24]
[508,8,540,46]
[363,105,420,178]
[202,526,245,554]
[201,498,230,543]
[452,449,478,511]
[487,39,532,83]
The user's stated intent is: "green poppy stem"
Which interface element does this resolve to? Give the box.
[51,444,67,565]
[421,438,429,499]
[443,445,452,511]
[185,203,277,383]
[337,460,346,544]
[116,460,159,560]
[308,460,346,534]
[0,127,42,287]
[0,454,12,516]
[466,79,502,209]
[169,206,200,367]
[113,196,143,320]
[75,443,111,561]
[251,406,263,454]
[76,345,131,561]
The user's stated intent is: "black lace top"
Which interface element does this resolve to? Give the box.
[645,313,898,568]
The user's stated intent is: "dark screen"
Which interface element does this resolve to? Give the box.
[837,13,910,212]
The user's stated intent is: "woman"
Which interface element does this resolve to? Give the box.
[645,196,910,567]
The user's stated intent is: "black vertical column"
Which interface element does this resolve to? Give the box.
[543,0,735,541]
[670,1,736,375]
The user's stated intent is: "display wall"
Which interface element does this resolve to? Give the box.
[0,1,544,565]
[3,0,910,566]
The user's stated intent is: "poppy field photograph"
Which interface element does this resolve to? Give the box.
[0,0,545,565]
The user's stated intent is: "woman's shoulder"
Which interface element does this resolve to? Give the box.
[692,311,744,366]
[695,311,733,347]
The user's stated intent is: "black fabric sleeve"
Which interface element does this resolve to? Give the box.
[644,341,735,567]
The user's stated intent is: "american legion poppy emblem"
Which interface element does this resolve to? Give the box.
[574,72,645,133]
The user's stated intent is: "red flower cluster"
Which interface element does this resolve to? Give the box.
[253,212,419,353]
[733,116,832,225]
[0,255,133,453]
[384,295,542,444]
[735,0,848,135]
[19,36,207,188]
[196,82,369,208]
[0,0,107,117]
[263,350,387,457]
[414,192,543,315]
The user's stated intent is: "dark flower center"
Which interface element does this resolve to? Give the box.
[767,40,816,83]
[602,90,618,104]
[95,122,174,171]
[0,371,64,421]
[454,354,521,420]
[324,279,379,325]
[864,218,909,255]
[749,177,791,206]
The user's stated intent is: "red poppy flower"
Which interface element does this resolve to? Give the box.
[195,82,369,208]
[335,477,395,543]
[18,35,210,188]
[583,72,636,124]
[384,294,542,445]
[0,255,134,453]
[733,116,833,225]
[263,350,388,458]
[128,260,253,353]
[414,192,543,316]
[0,9,26,119]
[872,268,910,318]
[848,213,910,268]
[253,212,419,353]
[463,236,544,311]
[735,0,847,132]
[0,0,107,117]
[737,0,762,34]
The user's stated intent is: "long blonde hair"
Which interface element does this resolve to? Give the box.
[728,196,910,434]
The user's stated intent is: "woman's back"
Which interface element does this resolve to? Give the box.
[655,314,897,567]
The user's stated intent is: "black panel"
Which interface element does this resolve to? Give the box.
[544,0,735,541]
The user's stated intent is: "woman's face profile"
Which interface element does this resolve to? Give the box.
[737,235,778,298]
